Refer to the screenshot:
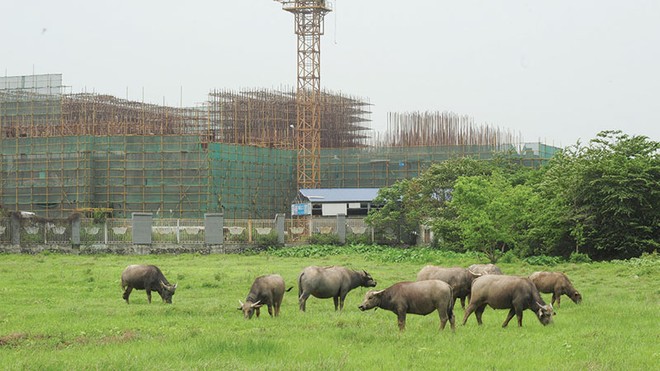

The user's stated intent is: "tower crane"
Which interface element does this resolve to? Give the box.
[274,1,332,189]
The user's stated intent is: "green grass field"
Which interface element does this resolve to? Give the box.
[0,247,658,370]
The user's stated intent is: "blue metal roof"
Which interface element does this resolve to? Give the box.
[299,188,380,203]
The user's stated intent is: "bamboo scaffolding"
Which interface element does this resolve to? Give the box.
[371,111,522,148]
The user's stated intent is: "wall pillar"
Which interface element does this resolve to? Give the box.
[10,213,20,246]
[275,213,285,245]
[132,212,153,245]
[336,213,346,245]
[204,213,224,245]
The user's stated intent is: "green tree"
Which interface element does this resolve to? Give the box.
[366,157,491,246]
[448,172,542,262]
[365,179,418,245]
[538,131,660,260]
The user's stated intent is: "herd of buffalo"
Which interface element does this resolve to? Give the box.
[120,263,582,331]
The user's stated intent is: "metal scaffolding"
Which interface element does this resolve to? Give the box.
[1,74,558,219]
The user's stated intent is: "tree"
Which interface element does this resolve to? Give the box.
[538,131,660,260]
[448,172,542,262]
[365,179,418,245]
[366,157,491,246]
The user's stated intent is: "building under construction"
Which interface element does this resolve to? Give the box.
[0,74,558,219]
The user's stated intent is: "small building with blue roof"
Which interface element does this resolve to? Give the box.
[293,188,380,217]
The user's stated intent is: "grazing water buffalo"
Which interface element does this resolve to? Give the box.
[298,265,377,312]
[416,265,477,309]
[358,280,456,332]
[121,264,177,304]
[468,263,503,275]
[529,271,582,308]
[462,275,555,327]
[238,274,293,319]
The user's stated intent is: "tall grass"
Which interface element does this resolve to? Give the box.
[0,247,657,370]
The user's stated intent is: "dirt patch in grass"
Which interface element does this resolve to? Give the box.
[98,330,138,345]
[0,330,138,349]
[0,332,28,347]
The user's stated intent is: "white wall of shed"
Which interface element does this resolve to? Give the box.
[322,203,347,216]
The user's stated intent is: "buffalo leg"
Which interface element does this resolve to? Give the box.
[502,308,516,327]
[256,307,261,318]
[474,305,486,325]
[516,309,524,327]
[462,303,476,325]
[299,292,310,311]
[274,301,281,316]
[146,290,152,304]
[338,293,348,311]
[553,291,561,308]
[267,304,273,317]
[438,308,455,331]
[397,312,407,331]
[333,296,340,311]
[459,296,466,309]
[449,309,456,331]
[122,286,133,304]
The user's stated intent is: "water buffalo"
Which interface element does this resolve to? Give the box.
[416,265,477,309]
[529,271,582,308]
[468,263,503,275]
[238,274,293,319]
[298,265,377,311]
[462,275,554,327]
[358,280,456,332]
[121,264,177,304]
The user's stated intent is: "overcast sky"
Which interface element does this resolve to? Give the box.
[2,1,659,147]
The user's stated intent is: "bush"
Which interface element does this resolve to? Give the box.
[254,232,281,249]
[346,233,372,245]
[523,255,562,266]
[308,233,342,246]
[569,252,592,263]
[498,250,522,264]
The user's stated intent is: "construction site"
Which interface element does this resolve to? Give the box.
[0,73,558,220]
[0,2,559,222]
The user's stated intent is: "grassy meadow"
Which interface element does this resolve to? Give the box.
[0,246,658,370]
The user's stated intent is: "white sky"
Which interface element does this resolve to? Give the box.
[2,0,659,147]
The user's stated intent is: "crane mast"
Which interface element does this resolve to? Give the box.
[274,1,332,189]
